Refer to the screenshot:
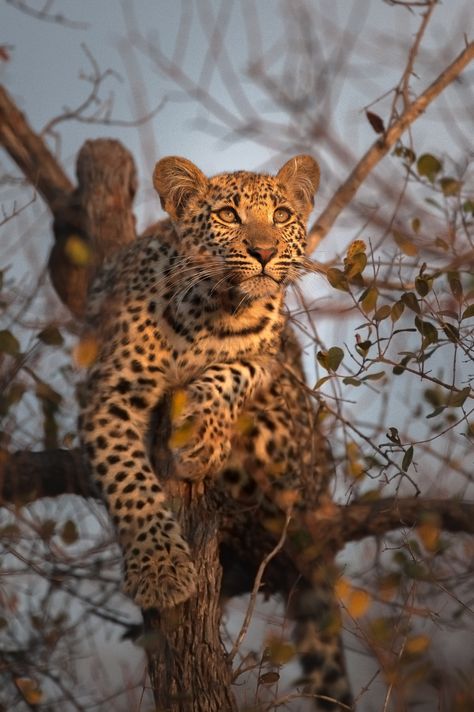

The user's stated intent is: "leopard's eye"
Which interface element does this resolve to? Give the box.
[273,207,292,224]
[216,207,240,224]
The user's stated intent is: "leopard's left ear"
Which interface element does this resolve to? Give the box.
[153,156,209,220]
[276,155,320,222]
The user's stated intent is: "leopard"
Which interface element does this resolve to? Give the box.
[79,155,352,710]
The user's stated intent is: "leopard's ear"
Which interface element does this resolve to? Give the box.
[153,156,208,220]
[276,155,320,222]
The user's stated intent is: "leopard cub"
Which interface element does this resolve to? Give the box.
[79,154,319,609]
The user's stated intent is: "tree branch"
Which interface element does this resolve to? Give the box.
[307,40,474,253]
[2,449,473,544]
[0,84,73,209]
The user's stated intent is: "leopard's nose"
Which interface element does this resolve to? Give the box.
[247,246,277,266]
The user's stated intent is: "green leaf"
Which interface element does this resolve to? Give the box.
[391,301,405,323]
[411,217,421,233]
[315,376,331,389]
[439,177,461,196]
[417,153,442,182]
[414,317,438,344]
[342,377,362,387]
[442,323,459,342]
[401,446,414,472]
[40,519,56,541]
[461,304,474,320]
[61,520,78,545]
[462,199,474,214]
[259,671,280,685]
[393,231,418,257]
[386,427,401,444]
[355,339,372,356]
[401,292,420,314]
[326,267,349,292]
[447,272,463,301]
[327,346,344,371]
[374,305,391,321]
[447,386,470,408]
[37,326,64,346]
[0,330,20,356]
[362,371,385,381]
[317,347,344,372]
[426,405,446,419]
[415,277,431,297]
[394,146,416,164]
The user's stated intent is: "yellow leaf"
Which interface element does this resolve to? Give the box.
[405,634,430,655]
[393,231,418,257]
[259,671,280,685]
[368,617,393,645]
[346,240,367,258]
[334,576,351,601]
[73,336,99,368]
[378,573,400,602]
[361,286,378,314]
[15,678,42,705]
[168,420,195,449]
[266,638,295,665]
[235,413,254,435]
[347,589,371,618]
[64,235,92,266]
[170,389,188,420]
[262,516,286,536]
[274,489,300,509]
[417,521,440,552]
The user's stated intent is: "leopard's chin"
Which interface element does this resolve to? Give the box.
[239,274,282,298]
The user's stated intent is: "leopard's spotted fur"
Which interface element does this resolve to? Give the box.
[79,155,352,709]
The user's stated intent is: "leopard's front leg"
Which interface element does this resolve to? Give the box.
[80,369,197,610]
[170,359,271,480]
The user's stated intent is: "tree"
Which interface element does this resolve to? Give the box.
[1,1,473,710]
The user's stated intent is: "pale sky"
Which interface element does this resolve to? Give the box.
[1,1,473,710]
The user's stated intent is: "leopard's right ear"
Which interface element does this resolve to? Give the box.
[153,156,208,220]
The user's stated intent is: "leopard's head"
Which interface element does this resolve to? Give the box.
[153,154,319,299]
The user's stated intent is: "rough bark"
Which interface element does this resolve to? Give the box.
[145,482,238,712]
[0,84,73,207]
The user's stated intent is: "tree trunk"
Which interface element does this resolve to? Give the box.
[145,482,238,712]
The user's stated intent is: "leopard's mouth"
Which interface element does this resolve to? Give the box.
[240,273,282,296]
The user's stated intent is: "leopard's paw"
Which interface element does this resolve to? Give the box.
[169,390,232,479]
[123,532,197,609]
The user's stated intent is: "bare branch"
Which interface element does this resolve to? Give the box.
[0,84,73,209]
[5,0,89,30]
[307,40,474,253]
[228,511,292,662]
[303,497,474,553]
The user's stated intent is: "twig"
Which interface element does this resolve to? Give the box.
[5,0,89,30]
[307,41,474,253]
[228,511,292,663]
